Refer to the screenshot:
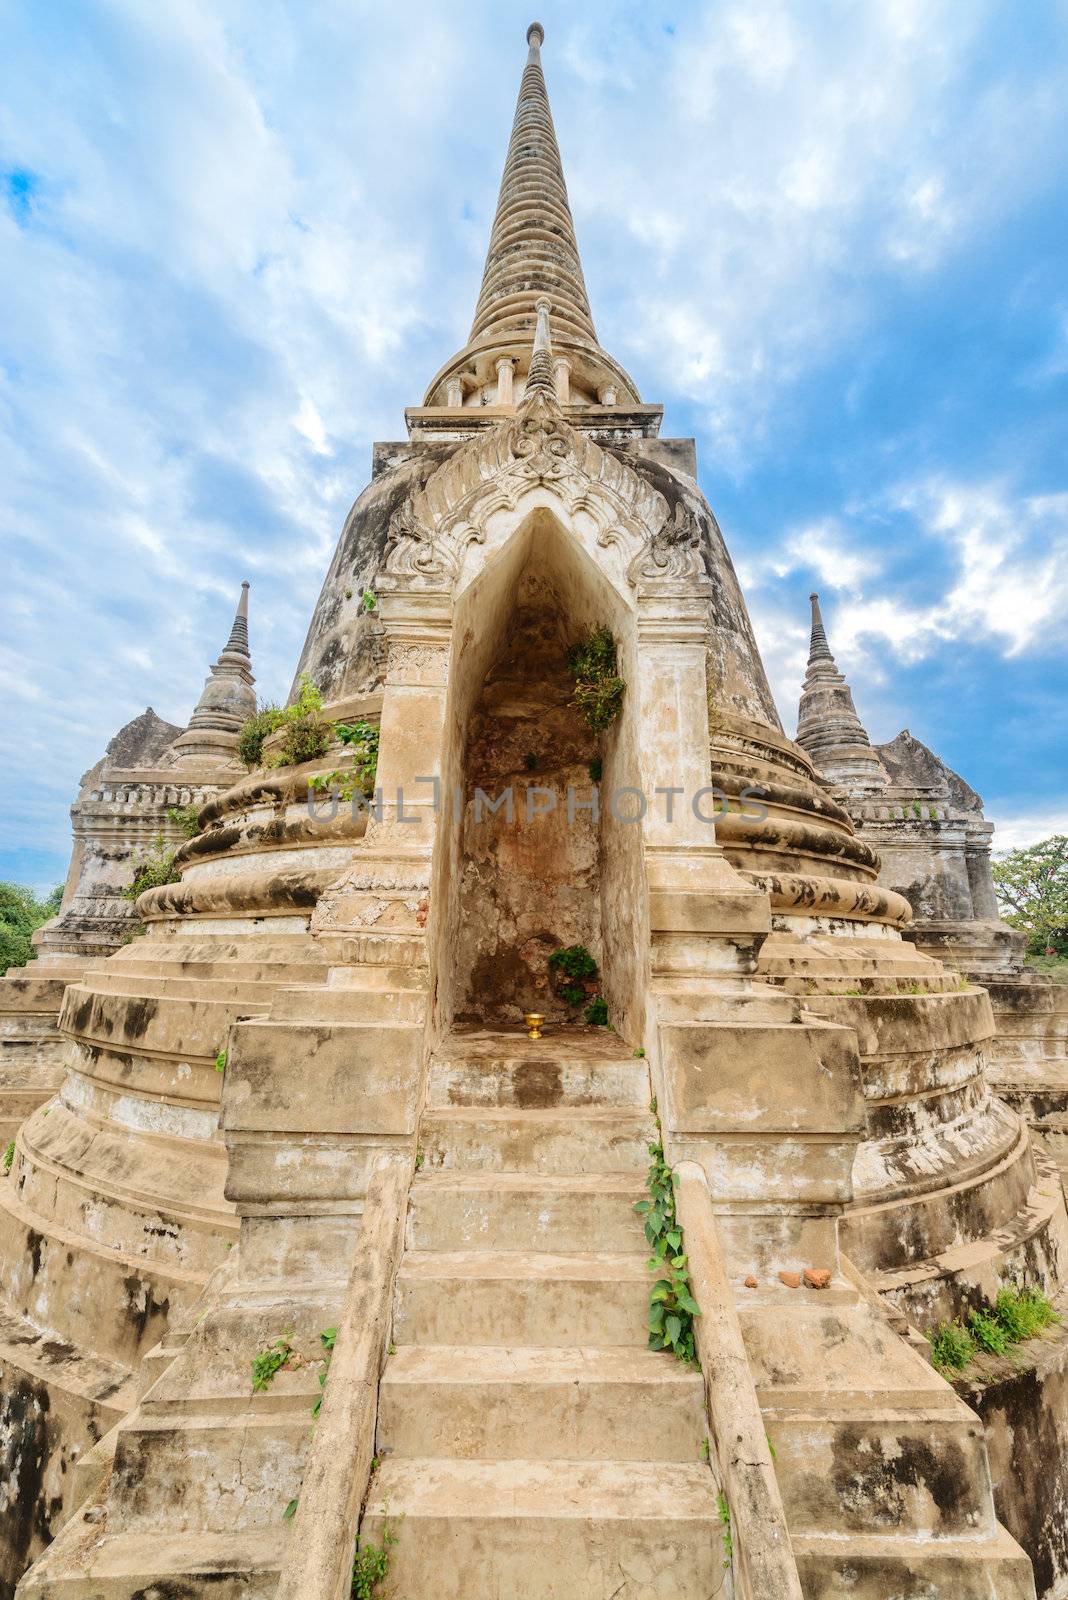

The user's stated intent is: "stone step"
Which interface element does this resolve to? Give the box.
[406,1171,646,1252]
[763,1403,995,1537]
[360,1457,726,1600]
[394,1250,651,1347]
[419,1106,654,1173]
[106,1410,309,1533]
[791,1526,1035,1598]
[426,1051,649,1110]
[88,972,280,1004]
[16,1507,286,1600]
[377,1344,705,1462]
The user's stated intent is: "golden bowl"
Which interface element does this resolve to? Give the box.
[523,1012,545,1040]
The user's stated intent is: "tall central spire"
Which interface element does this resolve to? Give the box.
[470,22,597,353]
[421,22,642,413]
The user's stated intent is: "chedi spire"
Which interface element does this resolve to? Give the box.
[795,593,886,789]
[167,582,257,769]
[422,23,641,411]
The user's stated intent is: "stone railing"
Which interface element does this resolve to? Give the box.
[275,1151,410,1600]
[674,1162,804,1600]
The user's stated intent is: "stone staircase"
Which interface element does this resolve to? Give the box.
[361,1029,724,1598]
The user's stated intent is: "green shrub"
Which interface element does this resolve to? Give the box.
[0,882,62,974]
[122,834,181,902]
[238,704,285,768]
[2,1141,14,1174]
[166,804,201,838]
[584,997,608,1026]
[994,1285,1059,1341]
[968,1308,1010,1357]
[928,1320,975,1372]
[548,945,598,982]
[567,627,626,731]
[309,720,380,802]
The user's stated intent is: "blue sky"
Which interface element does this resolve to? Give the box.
[1,0,1066,890]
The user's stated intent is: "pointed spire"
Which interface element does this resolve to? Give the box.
[807,591,834,665]
[470,23,597,353]
[795,593,886,790]
[421,23,641,411]
[222,580,251,659]
[166,582,257,770]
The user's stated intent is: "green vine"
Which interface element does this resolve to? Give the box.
[351,1523,395,1598]
[312,1325,337,1417]
[567,626,625,731]
[635,1115,700,1364]
[717,1490,733,1569]
[309,720,380,801]
[251,1334,295,1392]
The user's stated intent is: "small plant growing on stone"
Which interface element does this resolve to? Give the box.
[215,1049,227,1075]
[2,1141,14,1174]
[351,1520,395,1598]
[717,1490,733,1569]
[310,720,380,802]
[567,626,625,731]
[636,1132,700,1365]
[588,757,603,783]
[633,1047,645,1059]
[584,997,608,1026]
[166,804,201,839]
[549,945,599,1012]
[994,1284,1058,1341]
[238,702,286,768]
[122,832,181,901]
[928,1319,976,1372]
[251,1334,295,1392]
[312,1326,338,1418]
[361,589,377,613]
[274,677,332,767]
[968,1307,1010,1357]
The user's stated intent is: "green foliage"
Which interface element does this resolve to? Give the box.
[3,1140,14,1174]
[548,945,598,981]
[584,997,609,1026]
[274,678,331,767]
[635,1133,700,1365]
[251,1335,294,1392]
[717,1490,733,1569]
[283,1498,299,1520]
[309,720,380,802]
[312,1326,338,1418]
[968,1308,1010,1357]
[215,1049,227,1075]
[166,804,201,839]
[122,834,181,903]
[928,1284,1060,1373]
[1025,952,1068,985]
[994,1285,1058,1341]
[588,758,603,783]
[567,626,626,731]
[351,1522,395,1598]
[633,1047,646,1059]
[361,589,377,613]
[238,703,285,768]
[0,881,62,975]
[928,1320,976,1372]
[559,984,585,1006]
[993,834,1068,955]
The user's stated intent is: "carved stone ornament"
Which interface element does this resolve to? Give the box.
[625,501,703,587]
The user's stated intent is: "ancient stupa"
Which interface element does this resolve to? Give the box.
[2,24,1066,1600]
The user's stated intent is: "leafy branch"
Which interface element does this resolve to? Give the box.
[635,1118,700,1364]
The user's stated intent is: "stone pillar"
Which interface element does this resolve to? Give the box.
[966,820,1001,921]
[597,383,617,406]
[446,377,464,408]
[553,356,571,405]
[495,358,514,406]
[631,580,769,986]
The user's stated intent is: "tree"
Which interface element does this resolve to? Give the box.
[0,882,63,976]
[992,835,1068,956]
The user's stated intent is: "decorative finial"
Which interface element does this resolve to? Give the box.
[527,21,545,48]
[526,298,557,398]
[807,591,833,665]
[223,581,251,659]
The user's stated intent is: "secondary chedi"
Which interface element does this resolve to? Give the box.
[2,24,1066,1600]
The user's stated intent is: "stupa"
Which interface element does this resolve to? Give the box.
[2,25,1066,1600]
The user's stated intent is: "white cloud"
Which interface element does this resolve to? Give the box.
[989,807,1068,851]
